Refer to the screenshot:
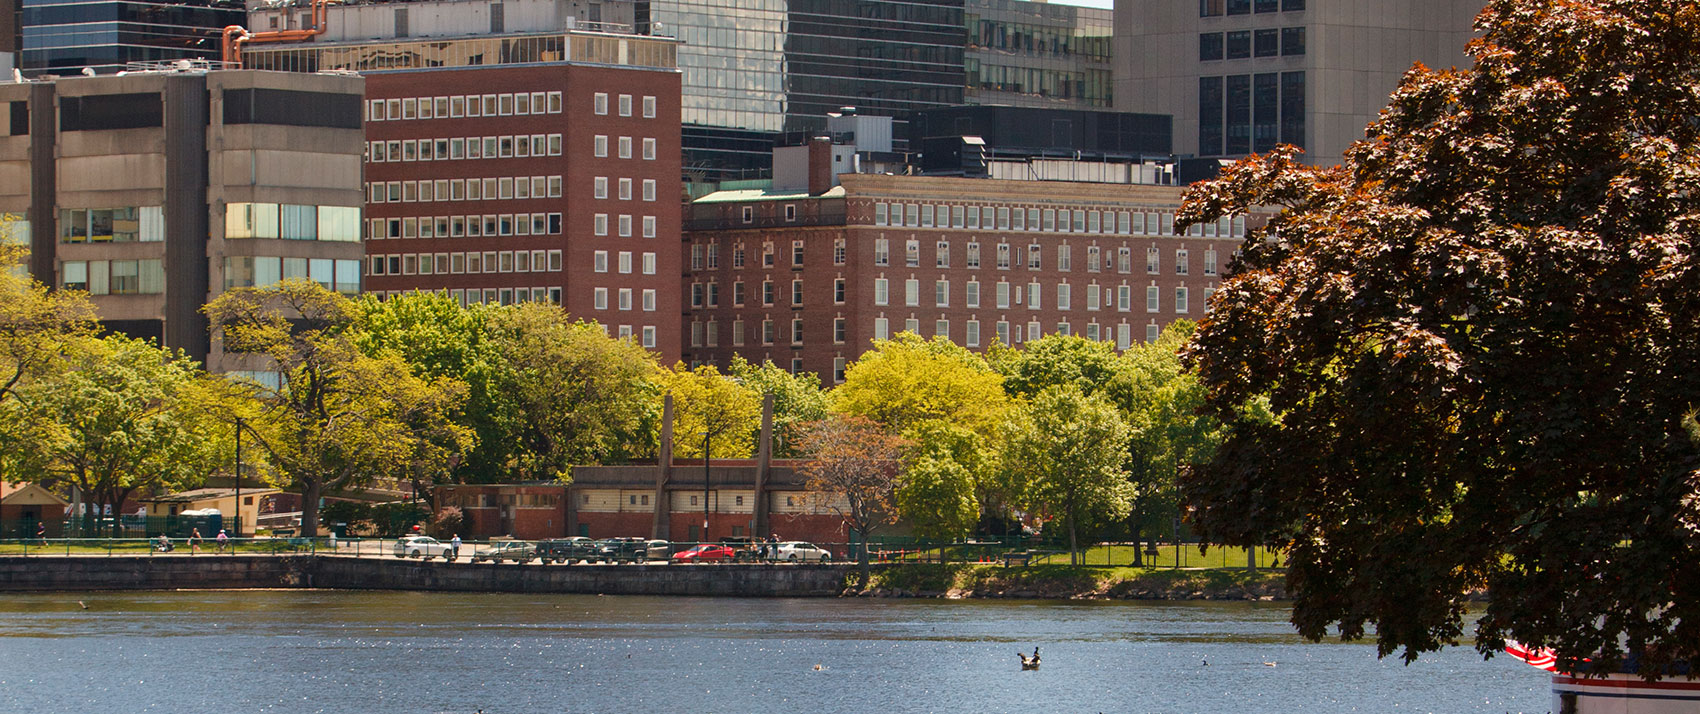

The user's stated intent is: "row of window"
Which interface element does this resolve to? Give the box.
[366,176,564,205]
[872,202,1247,238]
[870,278,1209,314]
[222,256,362,295]
[592,214,660,239]
[1200,71,1306,156]
[368,134,561,163]
[370,213,563,240]
[1200,0,1303,17]
[379,288,662,349]
[689,239,817,271]
[593,134,657,160]
[872,239,1221,275]
[1200,27,1304,61]
[368,249,564,277]
[688,276,819,309]
[225,203,362,242]
[61,258,163,295]
[590,286,660,313]
[367,92,565,122]
[59,207,162,243]
[687,314,1179,354]
[592,177,659,202]
[591,250,660,276]
[871,317,1169,350]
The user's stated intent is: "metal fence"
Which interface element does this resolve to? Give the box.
[0,516,229,540]
[0,536,1284,570]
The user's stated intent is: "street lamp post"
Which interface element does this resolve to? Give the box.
[701,431,711,544]
[234,416,242,539]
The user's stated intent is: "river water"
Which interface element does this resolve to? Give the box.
[0,591,1549,713]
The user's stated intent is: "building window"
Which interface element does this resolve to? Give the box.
[642,95,657,118]
[904,278,920,307]
[934,280,949,307]
[594,93,608,115]
[965,280,980,308]
[1176,286,1190,313]
[1255,28,1279,57]
[1281,27,1305,56]
[834,278,846,304]
[1200,32,1223,61]
[874,278,888,306]
[874,238,889,266]
[834,317,847,343]
[1147,285,1161,313]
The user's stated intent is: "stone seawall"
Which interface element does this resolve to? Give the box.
[0,556,851,596]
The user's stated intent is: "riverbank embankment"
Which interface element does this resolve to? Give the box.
[849,563,1288,600]
[0,556,1288,600]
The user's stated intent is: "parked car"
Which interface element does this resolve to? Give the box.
[394,535,453,560]
[672,544,736,563]
[470,540,536,564]
[593,537,650,563]
[775,541,833,562]
[643,539,672,560]
[535,537,597,564]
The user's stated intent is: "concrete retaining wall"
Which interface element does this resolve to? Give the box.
[0,556,852,596]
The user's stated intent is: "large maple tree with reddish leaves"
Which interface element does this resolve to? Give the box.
[1178,0,1700,676]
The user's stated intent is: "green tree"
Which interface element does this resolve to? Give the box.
[658,362,762,459]
[205,280,470,537]
[832,333,1009,437]
[1104,321,1230,566]
[988,334,1128,401]
[895,421,991,541]
[351,292,508,496]
[1001,386,1134,564]
[0,242,96,413]
[12,335,221,534]
[1176,0,1700,673]
[726,356,829,456]
[488,303,662,476]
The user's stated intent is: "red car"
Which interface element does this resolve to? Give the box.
[671,544,736,563]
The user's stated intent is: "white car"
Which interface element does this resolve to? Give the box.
[394,535,455,560]
[775,541,832,563]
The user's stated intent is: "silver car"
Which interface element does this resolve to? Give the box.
[393,535,454,560]
[775,541,832,562]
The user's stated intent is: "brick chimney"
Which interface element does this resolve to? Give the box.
[808,135,833,196]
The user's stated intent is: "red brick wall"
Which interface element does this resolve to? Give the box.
[573,512,654,540]
[362,63,683,361]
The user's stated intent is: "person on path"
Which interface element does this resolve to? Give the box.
[189,528,202,555]
[36,522,46,546]
[215,528,229,554]
[157,533,171,552]
[450,534,462,560]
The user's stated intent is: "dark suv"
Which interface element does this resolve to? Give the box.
[593,537,651,563]
[535,537,597,564]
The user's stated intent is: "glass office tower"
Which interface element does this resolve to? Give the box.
[647,0,966,181]
[20,0,242,72]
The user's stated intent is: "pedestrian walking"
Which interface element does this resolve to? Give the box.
[189,528,202,555]
[450,534,462,559]
[215,528,229,554]
[36,521,46,546]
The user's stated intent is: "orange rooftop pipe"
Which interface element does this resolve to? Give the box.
[222,0,330,69]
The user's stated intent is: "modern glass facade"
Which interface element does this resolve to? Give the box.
[20,0,242,71]
[649,0,966,180]
[965,0,1112,109]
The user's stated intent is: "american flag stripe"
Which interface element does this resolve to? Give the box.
[1506,641,1560,672]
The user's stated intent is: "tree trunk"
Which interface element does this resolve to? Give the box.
[856,527,871,587]
[1130,522,1144,567]
[1246,547,1257,572]
[1067,514,1078,566]
[301,478,323,537]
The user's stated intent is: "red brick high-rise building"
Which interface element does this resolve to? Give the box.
[244,20,684,359]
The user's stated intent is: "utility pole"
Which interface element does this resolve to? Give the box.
[234,416,242,538]
[701,431,711,543]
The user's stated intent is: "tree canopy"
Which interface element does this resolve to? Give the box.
[1177,0,1700,673]
[725,356,829,457]
[1000,386,1134,564]
[833,333,1009,438]
[658,362,761,459]
[205,280,471,536]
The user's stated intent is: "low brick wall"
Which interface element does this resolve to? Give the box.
[0,556,852,596]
